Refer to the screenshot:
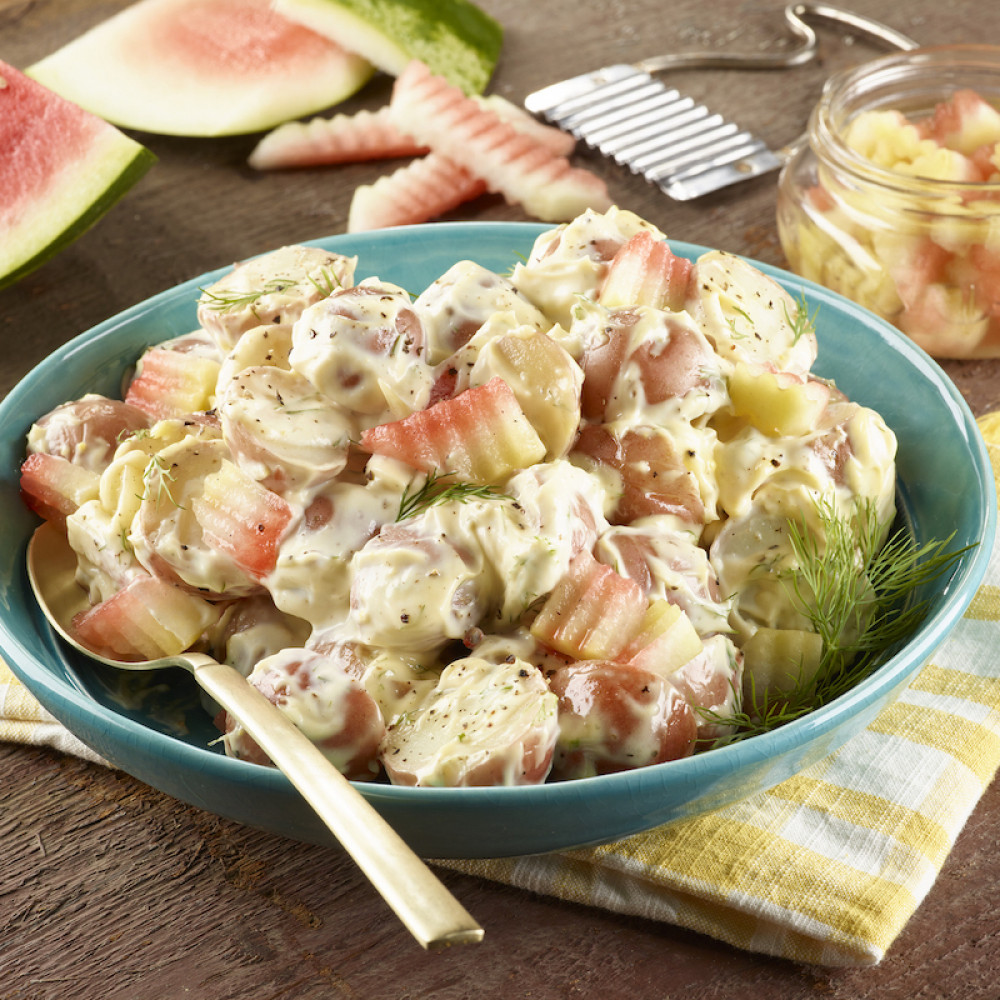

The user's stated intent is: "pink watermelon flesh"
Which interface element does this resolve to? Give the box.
[121,0,351,83]
[27,0,375,136]
[0,59,154,289]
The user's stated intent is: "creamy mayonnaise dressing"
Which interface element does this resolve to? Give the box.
[30,207,898,788]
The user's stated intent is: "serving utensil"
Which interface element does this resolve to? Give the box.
[524,2,918,200]
[25,521,483,951]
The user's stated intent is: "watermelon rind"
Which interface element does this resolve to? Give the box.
[26,0,377,137]
[0,86,155,292]
[275,0,503,95]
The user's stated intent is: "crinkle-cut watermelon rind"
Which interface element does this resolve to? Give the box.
[0,131,155,292]
[275,0,503,95]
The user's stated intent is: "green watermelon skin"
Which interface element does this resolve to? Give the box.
[27,0,376,137]
[275,0,503,95]
[0,60,155,291]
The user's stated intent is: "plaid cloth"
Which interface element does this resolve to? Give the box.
[4,416,1000,967]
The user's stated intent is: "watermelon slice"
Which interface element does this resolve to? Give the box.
[0,60,154,291]
[275,0,503,95]
[26,0,376,137]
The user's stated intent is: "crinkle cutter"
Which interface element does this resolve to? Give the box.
[524,3,918,200]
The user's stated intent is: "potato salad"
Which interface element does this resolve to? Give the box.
[21,207,897,786]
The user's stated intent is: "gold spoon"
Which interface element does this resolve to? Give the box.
[26,521,483,951]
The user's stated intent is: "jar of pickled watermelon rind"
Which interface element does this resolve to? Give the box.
[777,45,1000,359]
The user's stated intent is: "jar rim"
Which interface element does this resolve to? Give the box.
[811,43,1000,197]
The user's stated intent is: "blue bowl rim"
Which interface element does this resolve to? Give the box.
[0,220,994,812]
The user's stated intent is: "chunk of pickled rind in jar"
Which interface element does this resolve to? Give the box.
[687,250,817,375]
[221,647,385,780]
[197,246,357,353]
[216,365,355,494]
[510,206,665,328]
[842,109,928,169]
[548,660,697,779]
[898,282,992,356]
[413,259,554,364]
[380,657,559,787]
[348,521,497,654]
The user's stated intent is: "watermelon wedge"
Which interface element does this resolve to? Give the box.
[275,0,503,95]
[0,60,155,291]
[26,0,376,137]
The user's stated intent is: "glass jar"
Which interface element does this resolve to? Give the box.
[777,45,1000,359]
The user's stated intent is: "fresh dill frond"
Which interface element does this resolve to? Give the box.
[119,525,135,556]
[704,496,970,742]
[396,469,511,521]
[784,291,819,344]
[117,426,149,445]
[724,305,753,340]
[139,453,182,507]
[307,266,344,298]
[198,277,292,313]
[504,250,530,277]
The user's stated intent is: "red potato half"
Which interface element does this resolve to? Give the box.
[380,657,559,787]
[548,660,697,779]
[221,647,385,780]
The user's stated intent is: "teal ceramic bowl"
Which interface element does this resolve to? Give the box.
[0,223,994,859]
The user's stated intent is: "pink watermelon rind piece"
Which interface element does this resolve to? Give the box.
[0,61,156,292]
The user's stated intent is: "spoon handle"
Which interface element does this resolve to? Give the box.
[190,657,483,950]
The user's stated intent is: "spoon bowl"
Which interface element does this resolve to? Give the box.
[26,521,483,951]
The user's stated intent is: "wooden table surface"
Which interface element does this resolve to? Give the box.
[3,1,1000,997]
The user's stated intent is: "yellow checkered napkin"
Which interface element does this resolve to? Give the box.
[0,658,106,765]
[4,419,1000,967]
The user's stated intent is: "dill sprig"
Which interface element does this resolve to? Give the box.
[724,305,753,341]
[139,453,182,507]
[784,290,819,344]
[396,470,511,522]
[198,277,292,313]
[709,497,970,741]
[306,266,344,298]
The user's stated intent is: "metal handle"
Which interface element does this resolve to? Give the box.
[637,3,917,75]
[193,659,484,951]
